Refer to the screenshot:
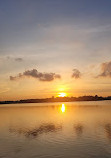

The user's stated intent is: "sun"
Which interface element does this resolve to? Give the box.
[58,92,67,97]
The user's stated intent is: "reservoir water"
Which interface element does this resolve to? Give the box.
[0,101,111,158]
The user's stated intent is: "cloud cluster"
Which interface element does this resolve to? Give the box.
[10,60,111,83]
[98,61,111,78]
[10,69,61,82]
[72,69,81,79]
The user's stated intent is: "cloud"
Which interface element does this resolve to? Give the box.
[72,69,81,79]
[10,73,23,81]
[98,61,111,78]
[0,88,10,94]
[10,69,61,82]
[15,58,23,62]
[6,56,23,62]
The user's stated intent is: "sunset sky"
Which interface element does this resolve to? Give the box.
[0,0,111,101]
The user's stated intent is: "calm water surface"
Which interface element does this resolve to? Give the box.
[0,101,111,158]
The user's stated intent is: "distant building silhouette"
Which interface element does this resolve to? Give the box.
[0,95,111,104]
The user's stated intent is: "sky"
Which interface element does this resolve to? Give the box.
[0,0,111,100]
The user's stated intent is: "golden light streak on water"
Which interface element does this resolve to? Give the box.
[61,103,66,113]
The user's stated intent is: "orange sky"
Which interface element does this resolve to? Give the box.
[0,1,111,101]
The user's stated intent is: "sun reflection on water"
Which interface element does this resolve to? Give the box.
[61,104,66,113]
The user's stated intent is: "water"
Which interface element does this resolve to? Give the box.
[0,101,111,158]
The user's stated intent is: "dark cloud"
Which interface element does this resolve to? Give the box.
[72,69,81,79]
[6,56,11,60]
[10,73,23,81]
[15,58,23,62]
[6,56,23,62]
[10,69,61,82]
[98,61,111,78]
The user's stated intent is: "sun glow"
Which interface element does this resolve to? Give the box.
[58,92,67,97]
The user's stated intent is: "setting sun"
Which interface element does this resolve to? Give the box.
[58,92,67,97]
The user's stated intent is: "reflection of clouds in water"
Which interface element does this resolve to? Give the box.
[74,124,84,137]
[9,123,62,138]
[104,123,111,141]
